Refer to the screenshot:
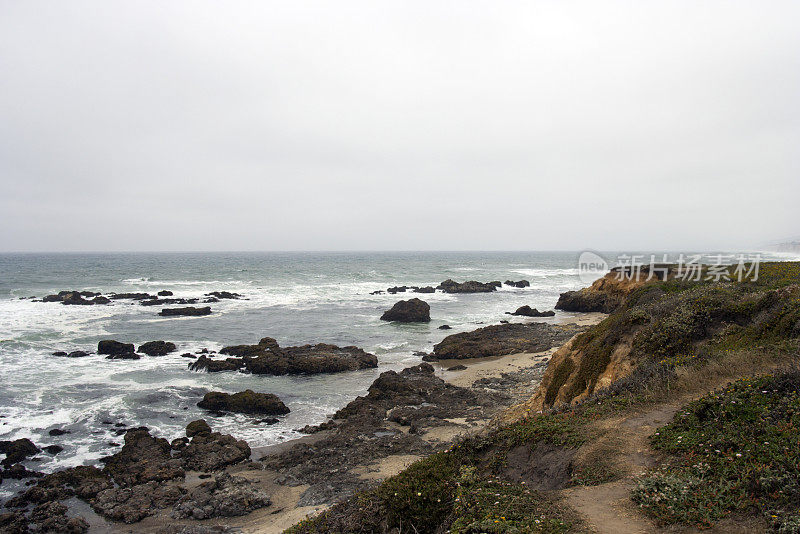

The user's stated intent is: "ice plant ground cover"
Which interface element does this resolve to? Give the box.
[633,370,800,530]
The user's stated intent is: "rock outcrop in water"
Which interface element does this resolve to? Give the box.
[189,337,377,375]
[507,305,555,317]
[137,340,177,356]
[504,280,531,288]
[97,340,137,359]
[380,298,431,322]
[430,322,585,360]
[197,390,290,415]
[159,306,212,317]
[436,279,501,293]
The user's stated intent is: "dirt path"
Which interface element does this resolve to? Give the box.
[562,403,680,533]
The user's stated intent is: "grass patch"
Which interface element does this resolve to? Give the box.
[632,369,800,530]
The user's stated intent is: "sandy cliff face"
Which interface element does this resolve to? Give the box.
[555,266,671,313]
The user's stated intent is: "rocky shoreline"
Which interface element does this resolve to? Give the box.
[0,313,596,533]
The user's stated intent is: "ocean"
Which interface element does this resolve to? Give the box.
[0,250,796,498]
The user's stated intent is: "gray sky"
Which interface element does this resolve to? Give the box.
[1,1,798,252]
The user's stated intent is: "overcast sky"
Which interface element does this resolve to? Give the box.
[0,1,798,252]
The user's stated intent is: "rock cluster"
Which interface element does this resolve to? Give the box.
[380,298,431,322]
[138,340,177,356]
[189,337,377,375]
[504,280,531,288]
[3,422,257,528]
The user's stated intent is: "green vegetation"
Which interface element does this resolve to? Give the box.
[632,371,800,531]
[288,262,800,533]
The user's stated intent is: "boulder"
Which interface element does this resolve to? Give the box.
[380,298,431,323]
[97,340,135,357]
[0,438,40,466]
[386,286,409,294]
[197,390,290,416]
[438,324,452,330]
[137,341,177,356]
[413,286,435,293]
[157,290,173,296]
[159,306,212,317]
[504,280,531,288]
[432,322,585,360]
[436,279,498,293]
[186,420,211,438]
[507,305,555,317]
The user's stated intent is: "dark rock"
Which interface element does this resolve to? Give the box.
[504,280,531,288]
[172,473,271,519]
[413,286,435,293]
[2,463,43,479]
[140,297,199,307]
[159,306,212,317]
[91,296,111,305]
[52,351,67,357]
[5,465,111,507]
[43,445,63,455]
[198,390,290,416]
[93,481,185,523]
[137,340,177,356]
[432,322,585,360]
[181,352,197,359]
[97,340,135,357]
[386,286,408,294]
[171,437,190,451]
[48,429,70,436]
[436,279,498,293]
[68,350,90,357]
[179,432,250,472]
[205,291,242,300]
[102,428,184,487]
[29,501,90,533]
[0,438,40,466]
[255,417,280,425]
[438,324,452,330]
[109,293,155,300]
[380,298,431,323]
[106,352,140,360]
[193,339,377,376]
[188,355,244,372]
[370,290,384,295]
[61,292,93,305]
[447,364,468,371]
[186,421,211,438]
[158,290,173,296]
[507,305,556,317]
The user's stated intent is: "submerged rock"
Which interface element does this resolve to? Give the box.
[158,290,173,296]
[380,298,431,322]
[507,305,555,317]
[205,291,242,300]
[159,306,212,317]
[197,390,290,415]
[137,340,177,356]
